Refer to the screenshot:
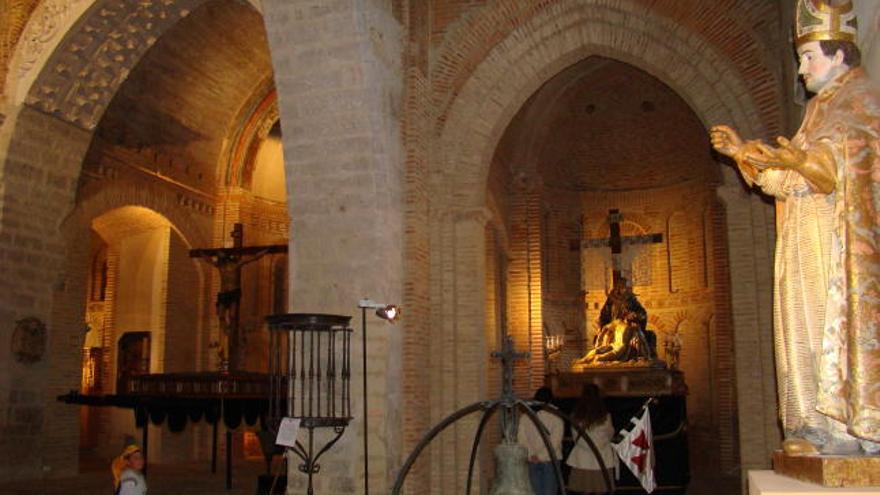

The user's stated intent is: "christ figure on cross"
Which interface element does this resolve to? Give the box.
[191,224,287,371]
[208,249,269,344]
[580,209,662,293]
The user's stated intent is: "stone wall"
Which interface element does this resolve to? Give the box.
[0,106,91,480]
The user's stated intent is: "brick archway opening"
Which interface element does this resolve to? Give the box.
[420,2,779,491]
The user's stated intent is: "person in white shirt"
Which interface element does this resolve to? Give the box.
[112,444,147,495]
[566,384,617,495]
[518,386,564,494]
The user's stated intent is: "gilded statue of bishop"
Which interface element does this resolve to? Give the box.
[711,0,879,455]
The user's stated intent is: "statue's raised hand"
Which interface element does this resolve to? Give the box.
[711,125,762,183]
[709,125,743,158]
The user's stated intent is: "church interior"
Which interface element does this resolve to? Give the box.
[1,0,879,494]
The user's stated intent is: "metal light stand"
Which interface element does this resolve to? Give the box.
[391,334,613,494]
[357,299,399,495]
[361,305,370,495]
[266,313,353,495]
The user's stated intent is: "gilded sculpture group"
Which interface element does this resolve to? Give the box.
[710,0,879,455]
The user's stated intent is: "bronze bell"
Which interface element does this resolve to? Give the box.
[489,442,534,495]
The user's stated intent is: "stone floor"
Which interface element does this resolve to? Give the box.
[0,456,742,495]
[0,459,274,495]
[0,471,743,495]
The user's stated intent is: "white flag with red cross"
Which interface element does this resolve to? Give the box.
[612,405,656,493]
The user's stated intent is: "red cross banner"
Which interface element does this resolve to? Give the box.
[612,406,656,493]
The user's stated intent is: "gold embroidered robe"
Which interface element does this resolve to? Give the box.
[744,68,880,443]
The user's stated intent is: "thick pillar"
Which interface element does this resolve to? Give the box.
[261,2,404,493]
[0,105,92,479]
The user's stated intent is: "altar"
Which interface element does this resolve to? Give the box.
[550,219,691,492]
[551,366,686,398]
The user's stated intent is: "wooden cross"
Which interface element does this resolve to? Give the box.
[190,223,287,372]
[574,209,663,290]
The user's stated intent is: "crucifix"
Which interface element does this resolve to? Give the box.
[190,223,287,372]
[574,209,663,291]
[491,334,530,443]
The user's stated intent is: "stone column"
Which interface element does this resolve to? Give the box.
[428,206,491,493]
[0,104,92,480]
[716,179,779,481]
[261,1,404,493]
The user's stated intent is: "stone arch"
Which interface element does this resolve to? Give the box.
[56,183,212,382]
[62,182,210,252]
[58,200,208,462]
[5,0,262,113]
[57,183,211,360]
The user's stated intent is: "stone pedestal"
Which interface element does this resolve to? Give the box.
[750,470,880,494]
[772,451,880,488]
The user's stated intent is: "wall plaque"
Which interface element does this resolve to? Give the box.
[11,316,47,364]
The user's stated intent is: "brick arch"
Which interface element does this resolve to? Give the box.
[431,0,782,140]
[57,183,211,374]
[225,87,280,189]
[427,0,780,478]
[435,1,767,209]
[61,183,211,251]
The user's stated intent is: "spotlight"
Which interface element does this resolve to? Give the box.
[375,305,400,322]
[358,300,401,323]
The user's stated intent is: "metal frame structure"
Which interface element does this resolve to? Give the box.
[266,313,353,495]
[391,335,614,494]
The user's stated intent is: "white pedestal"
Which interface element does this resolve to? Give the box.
[749,471,880,495]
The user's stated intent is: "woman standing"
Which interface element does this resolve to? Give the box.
[566,384,616,495]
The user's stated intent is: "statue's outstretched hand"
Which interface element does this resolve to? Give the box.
[709,125,743,158]
[741,137,806,171]
[711,125,762,182]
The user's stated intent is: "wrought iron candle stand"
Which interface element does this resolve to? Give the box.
[391,335,613,494]
[266,313,353,495]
